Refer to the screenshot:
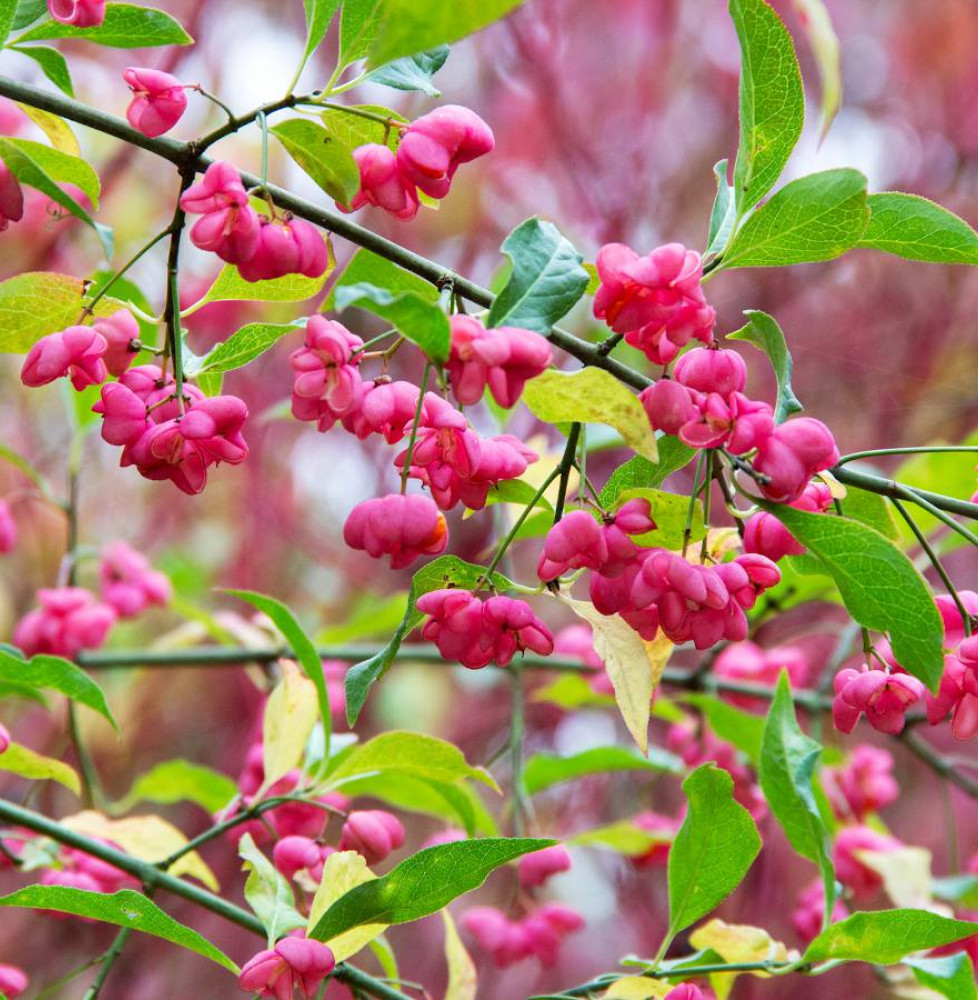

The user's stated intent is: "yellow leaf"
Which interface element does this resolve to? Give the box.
[307,851,387,962]
[0,743,80,794]
[601,977,672,999]
[262,660,318,791]
[16,105,81,156]
[61,811,218,891]
[443,910,477,1000]
[856,847,932,909]
[559,596,672,753]
[689,918,791,1000]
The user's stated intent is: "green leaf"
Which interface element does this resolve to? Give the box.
[856,192,978,264]
[793,0,842,141]
[118,759,236,814]
[298,0,342,76]
[189,322,301,376]
[761,505,945,691]
[667,764,761,939]
[759,673,835,919]
[225,590,332,759]
[368,0,526,67]
[369,45,450,97]
[339,0,385,64]
[477,478,553,513]
[239,833,306,945]
[319,103,406,155]
[681,694,766,765]
[933,875,978,910]
[707,159,736,255]
[309,838,552,942]
[522,369,657,462]
[335,281,451,363]
[568,821,667,855]
[803,909,978,965]
[532,673,615,711]
[839,485,900,540]
[12,0,45,31]
[599,442,696,507]
[10,45,74,96]
[0,648,116,727]
[345,556,514,725]
[722,169,869,270]
[487,217,589,333]
[326,247,437,310]
[727,309,802,423]
[14,3,192,46]
[0,742,80,794]
[327,730,499,791]
[0,0,16,46]
[191,240,334,307]
[524,746,681,796]
[270,119,360,205]
[0,886,238,971]
[908,954,978,1000]
[730,0,805,214]
[613,487,705,550]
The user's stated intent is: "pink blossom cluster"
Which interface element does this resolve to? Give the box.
[713,640,809,710]
[553,624,613,695]
[343,493,448,570]
[0,964,28,999]
[123,67,187,138]
[13,587,116,659]
[823,745,899,821]
[832,824,903,898]
[793,879,849,944]
[337,810,406,866]
[99,541,173,618]
[272,836,335,884]
[93,363,248,494]
[0,500,16,555]
[238,935,335,1000]
[641,346,839,505]
[518,844,572,889]
[39,840,138,905]
[343,106,494,221]
[0,723,9,756]
[461,903,584,968]
[629,810,683,869]
[180,162,329,281]
[415,589,554,669]
[593,242,716,365]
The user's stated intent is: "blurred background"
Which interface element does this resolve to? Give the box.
[1,1,977,996]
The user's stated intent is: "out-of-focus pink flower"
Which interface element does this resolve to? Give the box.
[47,0,104,27]
[518,844,572,889]
[630,810,682,869]
[461,903,582,969]
[824,745,899,821]
[238,936,335,999]
[674,347,746,396]
[343,493,448,569]
[446,315,551,408]
[397,105,494,199]
[0,500,16,554]
[792,878,849,944]
[422,827,467,849]
[416,588,493,669]
[937,592,978,648]
[593,242,715,365]
[482,596,555,666]
[928,642,978,739]
[289,317,364,431]
[343,144,419,220]
[181,162,261,265]
[338,810,405,866]
[123,67,187,138]
[521,904,585,967]
[0,964,28,998]
[98,540,172,618]
[456,434,538,510]
[93,310,140,377]
[237,217,328,282]
[21,325,108,391]
[554,624,612,694]
[0,163,24,230]
[13,587,116,659]
[833,666,925,735]
[754,419,840,504]
[743,480,834,562]
[833,825,903,898]
[664,986,705,1000]
[713,640,808,710]
[0,723,9,755]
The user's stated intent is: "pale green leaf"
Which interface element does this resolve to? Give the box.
[191,322,300,375]
[857,192,978,264]
[14,3,192,46]
[599,442,696,507]
[262,662,319,790]
[613,487,705,550]
[325,246,436,310]
[727,309,802,423]
[299,0,342,73]
[707,158,736,255]
[12,44,74,95]
[369,46,449,97]
[239,833,306,945]
[792,0,841,140]
[271,118,360,205]
[524,747,681,796]
[0,742,80,794]
[908,954,978,1000]
[118,759,236,814]
[319,103,406,155]
[0,648,115,727]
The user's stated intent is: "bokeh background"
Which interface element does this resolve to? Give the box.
[1,1,977,996]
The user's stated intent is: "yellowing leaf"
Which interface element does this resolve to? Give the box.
[307,851,386,961]
[61,811,217,891]
[689,918,791,1000]
[262,660,318,791]
[0,742,80,794]
[16,104,80,156]
[521,368,658,462]
[857,847,933,910]
[559,596,671,753]
[601,977,672,999]
[443,910,477,1000]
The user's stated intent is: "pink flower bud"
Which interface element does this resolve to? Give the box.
[0,499,16,555]
[482,595,555,666]
[273,836,323,882]
[0,964,26,997]
[98,541,172,618]
[639,379,696,436]
[484,327,552,409]
[457,434,538,511]
[927,644,978,740]
[21,325,108,391]
[181,162,261,265]
[832,666,925,735]
[343,493,448,570]
[396,105,494,199]
[416,588,494,669]
[0,723,9,755]
[754,419,840,503]
[518,844,572,889]
[421,827,467,849]
[937,591,978,648]
[665,986,705,1000]
[93,382,151,446]
[93,310,140,377]
[47,0,104,26]
[353,380,419,443]
[833,824,903,898]
[237,217,328,282]
[537,510,608,582]
[14,587,116,659]
[338,810,405,865]
[290,317,364,431]
[714,640,807,709]
[238,936,335,998]
[793,878,848,944]
[674,347,746,396]
[343,144,419,220]
[123,67,187,138]
[824,745,899,821]
[0,163,24,230]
